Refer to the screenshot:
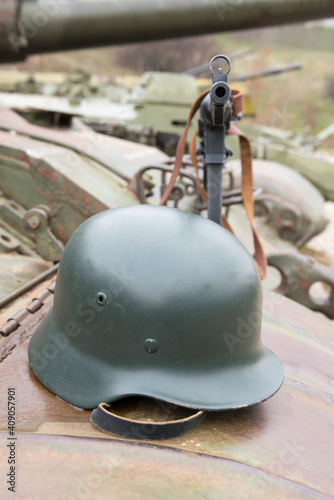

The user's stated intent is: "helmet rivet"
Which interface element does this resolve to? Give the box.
[143,339,159,354]
[96,292,107,306]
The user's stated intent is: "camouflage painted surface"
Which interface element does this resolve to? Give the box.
[0,289,333,497]
[0,2,333,497]
[254,142,334,202]
[0,108,146,299]
[3,77,330,208]
[231,159,328,247]
[228,203,334,317]
[0,73,254,151]
[0,254,51,300]
[240,124,334,202]
[0,106,333,315]
[0,109,145,246]
[268,252,334,319]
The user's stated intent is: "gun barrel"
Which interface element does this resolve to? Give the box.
[231,62,303,81]
[2,0,334,62]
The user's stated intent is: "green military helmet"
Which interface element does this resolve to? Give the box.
[28,205,283,411]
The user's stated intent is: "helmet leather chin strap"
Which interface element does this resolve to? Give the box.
[160,88,267,280]
[91,403,206,440]
[91,92,266,439]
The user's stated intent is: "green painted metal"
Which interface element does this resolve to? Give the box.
[267,252,334,318]
[28,205,283,410]
[129,73,199,138]
[0,104,332,317]
[231,160,329,247]
[1,0,334,62]
[256,143,334,202]
[2,70,331,206]
[0,91,137,122]
[16,0,334,59]
[0,107,169,302]
[0,72,200,141]
[0,263,58,309]
[0,254,52,301]
[0,108,332,315]
[239,123,334,201]
[0,0,27,63]
[0,115,140,242]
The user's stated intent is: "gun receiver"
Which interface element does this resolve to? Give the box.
[199,55,233,225]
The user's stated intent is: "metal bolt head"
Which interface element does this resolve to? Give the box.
[143,338,159,354]
[26,214,41,229]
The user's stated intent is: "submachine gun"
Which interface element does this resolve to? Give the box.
[137,54,259,233]
[197,55,235,225]
[156,53,267,279]
[194,55,266,277]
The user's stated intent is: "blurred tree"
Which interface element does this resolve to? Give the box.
[114,35,222,73]
[326,74,334,101]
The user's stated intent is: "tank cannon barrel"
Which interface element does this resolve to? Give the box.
[1,0,334,63]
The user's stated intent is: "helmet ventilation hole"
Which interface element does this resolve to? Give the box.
[96,292,107,306]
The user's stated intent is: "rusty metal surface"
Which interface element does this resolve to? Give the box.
[221,160,334,317]
[0,107,332,316]
[231,159,328,247]
[0,289,333,497]
[0,275,55,328]
[0,281,54,336]
[0,107,167,181]
[23,205,64,261]
[268,251,334,319]
[223,201,334,316]
[0,432,330,500]
[0,254,52,299]
[0,117,138,243]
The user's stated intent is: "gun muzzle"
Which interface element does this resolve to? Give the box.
[210,81,231,106]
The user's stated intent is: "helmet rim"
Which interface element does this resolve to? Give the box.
[29,310,283,410]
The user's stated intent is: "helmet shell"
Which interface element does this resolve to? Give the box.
[29,205,283,410]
